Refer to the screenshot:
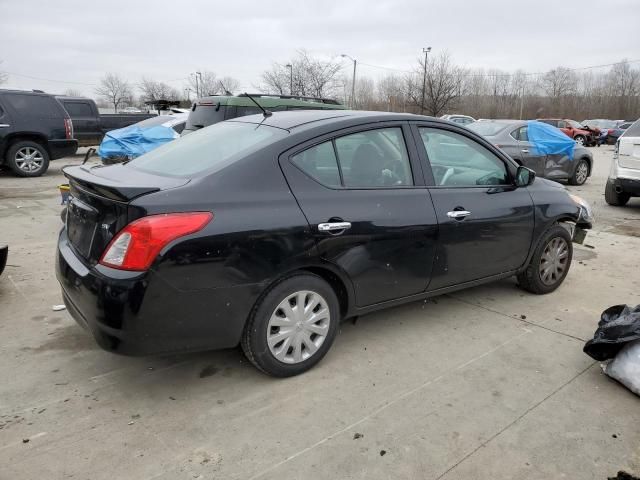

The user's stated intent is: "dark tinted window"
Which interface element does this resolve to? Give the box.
[63,102,93,117]
[5,94,63,118]
[419,128,508,187]
[172,122,185,134]
[335,128,413,187]
[291,142,341,188]
[184,104,225,132]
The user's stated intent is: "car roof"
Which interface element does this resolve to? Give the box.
[230,110,433,131]
[197,94,345,109]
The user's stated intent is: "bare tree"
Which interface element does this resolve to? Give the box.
[218,76,241,95]
[187,71,218,97]
[139,78,180,104]
[377,75,405,111]
[541,67,578,98]
[406,52,466,116]
[62,88,82,97]
[95,73,133,112]
[260,50,343,99]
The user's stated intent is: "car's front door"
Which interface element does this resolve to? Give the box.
[414,124,535,290]
[511,125,546,176]
[280,123,439,307]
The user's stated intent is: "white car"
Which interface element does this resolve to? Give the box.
[606,118,640,206]
[440,114,476,125]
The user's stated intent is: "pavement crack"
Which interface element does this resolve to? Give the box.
[434,361,596,480]
[446,294,587,342]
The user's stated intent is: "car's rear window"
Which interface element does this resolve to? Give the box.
[467,122,508,136]
[622,119,640,138]
[128,121,286,177]
[183,104,225,132]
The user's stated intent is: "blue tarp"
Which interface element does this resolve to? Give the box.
[98,125,178,161]
[527,120,575,160]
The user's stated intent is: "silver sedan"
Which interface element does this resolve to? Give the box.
[468,120,593,185]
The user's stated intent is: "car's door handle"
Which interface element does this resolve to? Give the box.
[521,149,529,153]
[0,124,10,128]
[447,210,471,220]
[318,222,352,232]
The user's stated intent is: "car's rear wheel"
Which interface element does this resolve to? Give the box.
[6,141,50,177]
[517,225,573,294]
[604,180,630,206]
[569,159,589,185]
[574,135,586,146]
[241,273,340,377]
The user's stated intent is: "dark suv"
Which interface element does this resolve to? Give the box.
[0,89,78,177]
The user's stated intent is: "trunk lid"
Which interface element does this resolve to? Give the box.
[63,164,188,264]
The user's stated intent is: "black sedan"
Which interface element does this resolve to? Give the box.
[56,110,593,376]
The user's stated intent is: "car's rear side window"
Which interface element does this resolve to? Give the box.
[5,94,63,118]
[63,102,93,117]
[291,127,413,188]
[129,122,286,177]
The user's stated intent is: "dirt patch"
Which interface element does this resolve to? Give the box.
[21,324,97,353]
[573,248,598,261]
[608,223,640,238]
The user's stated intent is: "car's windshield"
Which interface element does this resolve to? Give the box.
[467,122,509,136]
[568,120,584,129]
[128,121,287,177]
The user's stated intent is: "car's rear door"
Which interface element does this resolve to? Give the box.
[412,122,534,290]
[62,101,100,145]
[280,122,438,307]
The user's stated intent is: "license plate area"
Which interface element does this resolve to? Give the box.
[66,196,98,259]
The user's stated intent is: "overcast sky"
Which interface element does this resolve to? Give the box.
[2,0,639,97]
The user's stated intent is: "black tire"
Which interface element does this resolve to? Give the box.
[574,135,586,146]
[568,158,589,185]
[604,180,630,206]
[241,273,340,377]
[517,225,573,295]
[6,140,50,177]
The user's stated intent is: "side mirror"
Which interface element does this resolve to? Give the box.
[515,166,536,187]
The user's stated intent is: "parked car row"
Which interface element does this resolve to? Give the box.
[606,118,640,206]
[0,88,155,177]
[57,110,594,376]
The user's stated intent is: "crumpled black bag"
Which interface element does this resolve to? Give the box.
[583,305,640,361]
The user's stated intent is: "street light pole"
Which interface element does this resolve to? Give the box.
[421,47,431,115]
[191,73,199,99]
[341,54,357,109]
[286,63,293,96]
[196,71,203,96]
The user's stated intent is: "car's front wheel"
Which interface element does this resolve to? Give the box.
[517,225,573,294]
[241,273,340,377]
[574,135,586,146]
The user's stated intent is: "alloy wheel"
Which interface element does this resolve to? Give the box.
[15,147,44,173]
[576,162,588,184]
[575,136,585,145]
[267,290,330,364]
[539,237,569,286]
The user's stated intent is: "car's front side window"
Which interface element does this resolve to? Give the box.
[419,127,509,187]
[511,126,528,142]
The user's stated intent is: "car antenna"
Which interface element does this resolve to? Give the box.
[243,92,272,117]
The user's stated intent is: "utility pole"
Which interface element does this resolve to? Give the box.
[286,63,293,96]
[192,72,200,99]
[196,71,202,96]
[421,47,431,115]
[519,84,525,120]
[341,54,357,109]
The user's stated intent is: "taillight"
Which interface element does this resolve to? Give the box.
[64,118,73,139]
[99,212,213,271]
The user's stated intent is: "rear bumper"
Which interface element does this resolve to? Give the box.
[55,230,259,356]
[609,177,640,196]
[49,139,78,159]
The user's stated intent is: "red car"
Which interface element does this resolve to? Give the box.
[537,119,598,146]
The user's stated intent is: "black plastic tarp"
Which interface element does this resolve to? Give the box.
[583,305,640,361]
